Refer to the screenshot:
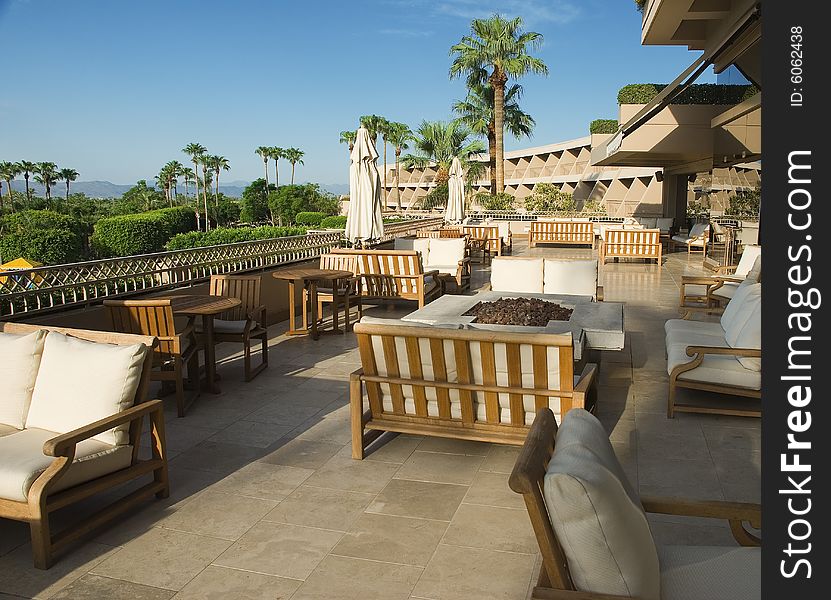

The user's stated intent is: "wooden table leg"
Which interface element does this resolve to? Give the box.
[202,315,221,394]
[309,281,319,340]
[332,278,344,334]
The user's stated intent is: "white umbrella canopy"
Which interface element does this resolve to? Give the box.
[345,127,384,245]
[445,156,465,223]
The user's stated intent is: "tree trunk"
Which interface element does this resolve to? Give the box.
[273,160,279,189]
[202,167,210,231]
[5,180,13,212]
[263,159,269,189]
[395,148,402,211]
[192,159,201,229]
[487,126,497,195]
[291,163,296,185]
[214,170,220,208]
[24,174,30,203]
[66,181,70,201]
[0,182,4,212]
[491,71,507,194]
[382,135,388,212]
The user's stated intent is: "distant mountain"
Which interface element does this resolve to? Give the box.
[8,180,349,199]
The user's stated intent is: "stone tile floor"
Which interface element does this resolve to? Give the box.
[0,240,761,599]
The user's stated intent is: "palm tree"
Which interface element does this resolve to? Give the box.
[17,160,36,204]
[283,148,305,185]
[155,167,172,205]
[255,146,271,189]
[359,115,385,147]
[182,167,195,198]
[449,15,548,193]
[57,167,80,201]
[453,82,535,194]
[200,159,211,230]
[165,160,184,201]
[34,162,59,203]
[339,130,356,153]
[207,155,230,207]
[0,161,21,212]
[269,147,284,188]
[401,120,485,189]
[385,122,413,211]
[183,143,207,217]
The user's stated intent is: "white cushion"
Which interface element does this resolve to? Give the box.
[656,218,674,233]
[497,222,511,241]
[426,238,465,267]
[659,545,761,600]
[732,299,761,371]
[638,217,657,229]
[430,264,461,275]
[722,284,761,347]
[667,343,761,389]
[0,330,47,430]
[735,245,761,279]
[665,324,728,351]
[0,427,133,502]
[543,259,598,298]
[689,223,708,238]
[490,258,544,294]
[719,280,758,333]
[745,255,762,283]
[0,423,20,438]
[544,409,659,600]
[711,281,740,300]
[26,332,147,446]
[394,237,430,264]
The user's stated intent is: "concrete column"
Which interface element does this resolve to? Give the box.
[661,174,689,230]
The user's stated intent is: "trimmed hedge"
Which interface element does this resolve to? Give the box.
[295,211,326,226]
[319,215,348,229]
[0,229,84,265]
[589,119,618,134]
[617,83,758,105]
[165,226,307,250]
[91,206,197,257]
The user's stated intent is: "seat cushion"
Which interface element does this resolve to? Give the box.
[25,332,147,446]
[213,319,249,334]
[543,259,598,298]
[427,238,465,267]
[0,330,47,430]
[667,343,761,390]
[0,424,20,438]
[664,319,728,349]
[0,427,133,502]
[659,545,760,600]
[544,409,660,600]
[430,264,462,276]
[721,284,761,347]
[490,258,544,293]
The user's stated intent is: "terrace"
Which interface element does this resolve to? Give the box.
[0,234,760,600]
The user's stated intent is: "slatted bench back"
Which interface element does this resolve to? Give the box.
[529,221,594,246]
[210,275,261,321]
[601,228,662,262]
[332,249,425,299]
[463,225,501,252]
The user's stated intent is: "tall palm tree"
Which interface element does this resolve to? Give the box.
[453,82,535,194]
[255,146,271,188]
[385,122,413,211]
[34,162,59,203]
[359,115,385,146]
[0,161,21,213]
[182,167,195,198]
[57,167,80,201]
[339,130,356,153]
[401,120,485,188]
[183,143,207,216]
[449,15,548,193]
[283,148,305,185]
[155,167,172,205]
[17,160,36,204]
[200,159,211,230]
[207,155,230,207]
[165,160,184,201]
[269,147,284,188]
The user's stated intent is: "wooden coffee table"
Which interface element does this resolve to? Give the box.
[273,267,355,340]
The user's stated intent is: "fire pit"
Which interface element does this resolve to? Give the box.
[463,297,573,327]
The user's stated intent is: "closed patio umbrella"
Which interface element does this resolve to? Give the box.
[345,127,384,245]
[445,156,465,223]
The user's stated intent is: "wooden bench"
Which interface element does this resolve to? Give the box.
[528,221,595,248]
[349,321,598,459]
[463,225,501,262]
[332,249,442,308]
[417,227,465,239]
[599,228,662,264]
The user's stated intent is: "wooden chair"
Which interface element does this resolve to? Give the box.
[463,225,501,263]
[510,408,761,599]
[105,299,201,417]
[316,254,362,332]
[209,275,268,381]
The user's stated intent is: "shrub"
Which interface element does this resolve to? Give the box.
[240,179,273,223]
[589,119,618,134]
[154,206,197,235]
[725,186,760,218]
[91,207,197,257]
[295,211,326,226]
[165,226,307,250]
[475,192,515,211]
[617,83,758,105]
[0,229,84,265]
[525,184,576,212]
[1,209,85,238]
[268,184,339,225]
[581,198,606,214]
[320,215,348,229]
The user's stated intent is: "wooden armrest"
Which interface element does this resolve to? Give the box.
[680,275,722,285]
[685,345,761,358]
[574,363,598,393]
[350,367,365,383]
[458,257,471,265]
[43,400,165,458]
[247,305,267,324]
[422,270,440,278]
[596,286,604,302]
[641,495,761,546]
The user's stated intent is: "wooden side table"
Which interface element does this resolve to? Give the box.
[273,267,356,340]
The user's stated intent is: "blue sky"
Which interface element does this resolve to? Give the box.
[0,0,714,186]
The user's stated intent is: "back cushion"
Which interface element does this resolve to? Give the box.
[721,282,761,345]
[26,332,147,445]
[0,330,48,429]
[746,255,762,283]
[543,259,598,298]
[427,238,465,266]
[688,223,708,238]
[544,409,659,600]
[733,297,762,371]
[736,245,762,278]
[720,279,757,331]
[490,258,544,293]
[656,217,674,233]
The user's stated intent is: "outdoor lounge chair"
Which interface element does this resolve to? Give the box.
[395,236,470,293]
[671,222,709,255]
[678,245,761,317]
[510,407,760,600]
[317,254,363,331]
[490,257,603,300]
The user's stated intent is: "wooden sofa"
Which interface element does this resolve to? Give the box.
[529,221,595,248]
[599,228,662,264]
[510,408,760,600]
[395,237,471,293]
[349,318,597,459]
[332,248,442,307]
[0,322,168,569]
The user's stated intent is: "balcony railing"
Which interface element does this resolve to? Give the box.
[0,217,445,318]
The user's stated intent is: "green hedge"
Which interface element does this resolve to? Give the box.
[319,215,348,229]
[0,229,84,265]
[295,211,326,226]
[91,207,197,257]
[617,83,758,105]
[475,192,515,211]
[590,119,619,134]
[165,226,307,250]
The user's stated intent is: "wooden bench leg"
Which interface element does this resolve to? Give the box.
[29,517,52,570]
[350,374,365,460]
